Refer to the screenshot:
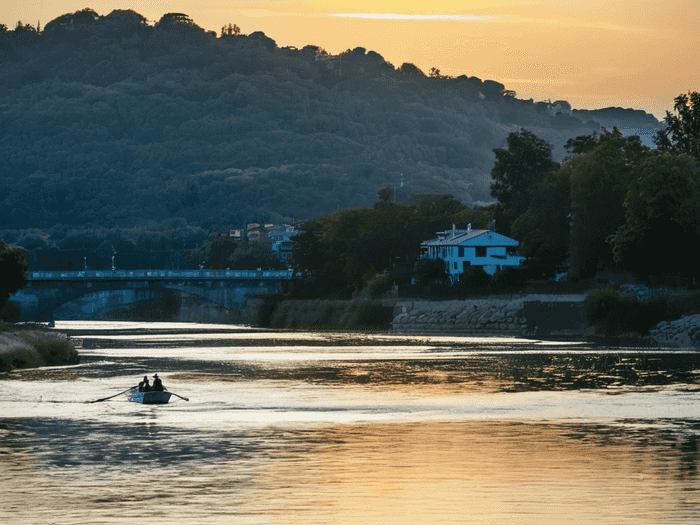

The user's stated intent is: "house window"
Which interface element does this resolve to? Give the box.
[453,261,457,270]
[463,261,471,271]
[475,246,487,257]
[458,247,464,258]
[507,247,517,256]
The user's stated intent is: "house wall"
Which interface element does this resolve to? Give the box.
[427,245,523,278]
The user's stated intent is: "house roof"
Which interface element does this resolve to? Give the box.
[422,229,520,247]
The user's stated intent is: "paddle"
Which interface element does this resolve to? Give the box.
[90,386,138,403]
[168,391,189,402]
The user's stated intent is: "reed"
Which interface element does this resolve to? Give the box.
[0,325,80,373]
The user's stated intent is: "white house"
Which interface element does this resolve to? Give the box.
[421,224,525,281]
[270,225,299,264]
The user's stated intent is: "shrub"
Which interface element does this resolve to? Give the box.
[33,338,80,366]
[367,274,392,299]
[584,289,674,335]
[0,348,44,372]
[585,289,637,335]
[350,301,393,330]
[456,267,492,295]
[492,267,526,292]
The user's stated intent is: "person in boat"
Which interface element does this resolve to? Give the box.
[151,374,165,392]
[138,376,151,392]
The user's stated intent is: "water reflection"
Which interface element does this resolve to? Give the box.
[2,419,700,524]
[1,322,700,523]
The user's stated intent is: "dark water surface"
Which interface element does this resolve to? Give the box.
[2,321,700,524]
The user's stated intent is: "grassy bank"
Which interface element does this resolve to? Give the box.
[0,323,80,373]
[255,298,395,331]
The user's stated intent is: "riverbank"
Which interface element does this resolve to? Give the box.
[0,323,80,373]
[260,288,700,348]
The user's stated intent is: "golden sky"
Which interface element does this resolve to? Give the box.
[3,1,698,119]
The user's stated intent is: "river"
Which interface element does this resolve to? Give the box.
[2,321,700,524]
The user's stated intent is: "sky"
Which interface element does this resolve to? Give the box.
[3,1,698,119]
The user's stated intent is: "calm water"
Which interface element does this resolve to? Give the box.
[2,321,700,524]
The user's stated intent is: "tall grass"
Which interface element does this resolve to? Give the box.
[0,325,80,373]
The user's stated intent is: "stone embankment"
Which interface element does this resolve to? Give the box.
[392,295,589,337]
[649,315,700,348]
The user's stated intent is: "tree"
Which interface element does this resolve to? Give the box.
[399,63,425,76]
[377,187,392,203]
[0,239,28,311]
[612,152,700,281]
[201,234,238,269]
[654,91,700,162]
[489,130,557,235]
[429,67,443,78]
[229,241,286,270]
[511,167,570,277]
[414,258,448,286]
[221,23,240,37]
[566,129,650,279]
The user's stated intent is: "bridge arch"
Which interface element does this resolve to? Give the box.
[11,270,293,321]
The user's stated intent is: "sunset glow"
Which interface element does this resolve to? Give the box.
[2,0,698,117]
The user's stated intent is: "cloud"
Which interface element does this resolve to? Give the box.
[328,13,500,21]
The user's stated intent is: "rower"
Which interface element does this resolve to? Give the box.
[151,374,164,392]
[138,376,150,392]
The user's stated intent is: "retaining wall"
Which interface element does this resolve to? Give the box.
[392,295,590,337]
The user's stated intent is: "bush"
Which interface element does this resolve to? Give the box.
[414,259,448,286]
[585,289,674,335]
[350,301,393,330]
[33,338,80,366]
[585,289,638,335]
[367,274,392,299]
[0,348,44,372]
[0,301,21,322]
[454,267,492,296]
[492,267,526,292]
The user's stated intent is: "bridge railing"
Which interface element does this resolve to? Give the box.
[27,269,298,280]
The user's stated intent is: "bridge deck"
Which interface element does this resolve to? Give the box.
[27,269,297,281]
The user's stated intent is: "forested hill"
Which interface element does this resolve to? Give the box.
[0,9,660,245]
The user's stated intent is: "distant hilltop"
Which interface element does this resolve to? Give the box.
[0,8,663,240]
[571,107,661,129]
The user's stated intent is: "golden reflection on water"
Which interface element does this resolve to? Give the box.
[3,322,700,524]
[2,420,699,524]
[254,422,700,524]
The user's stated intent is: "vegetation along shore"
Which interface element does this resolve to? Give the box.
[0,323,80,373]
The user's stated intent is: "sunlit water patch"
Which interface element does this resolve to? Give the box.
[2,321,699,523]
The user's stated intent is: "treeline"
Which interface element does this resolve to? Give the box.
[494,91,700,285]
[0,8,660,258]
[290,193,494,298]
[13,222,285,272]
[289,91,700,298]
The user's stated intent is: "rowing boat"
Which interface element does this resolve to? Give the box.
[126,390,172,404]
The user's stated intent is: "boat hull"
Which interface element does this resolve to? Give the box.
[127,390,172,404]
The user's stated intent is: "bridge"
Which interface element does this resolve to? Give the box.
[12,269,297,322]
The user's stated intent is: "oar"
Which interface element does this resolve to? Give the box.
[90,386,137,403]
[168,391,189,402]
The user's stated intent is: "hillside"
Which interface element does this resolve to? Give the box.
[0,9,661,252]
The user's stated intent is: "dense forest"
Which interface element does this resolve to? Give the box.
[0,8,661,269]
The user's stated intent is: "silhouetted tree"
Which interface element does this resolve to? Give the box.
[490,130,557,235]
[399,63,425,76]
[377,187,392,203]
[0,239,28,310]
[221,23,241,37]
[654,91,700,163]
[612,152,700,280]
[567,129,649,279]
